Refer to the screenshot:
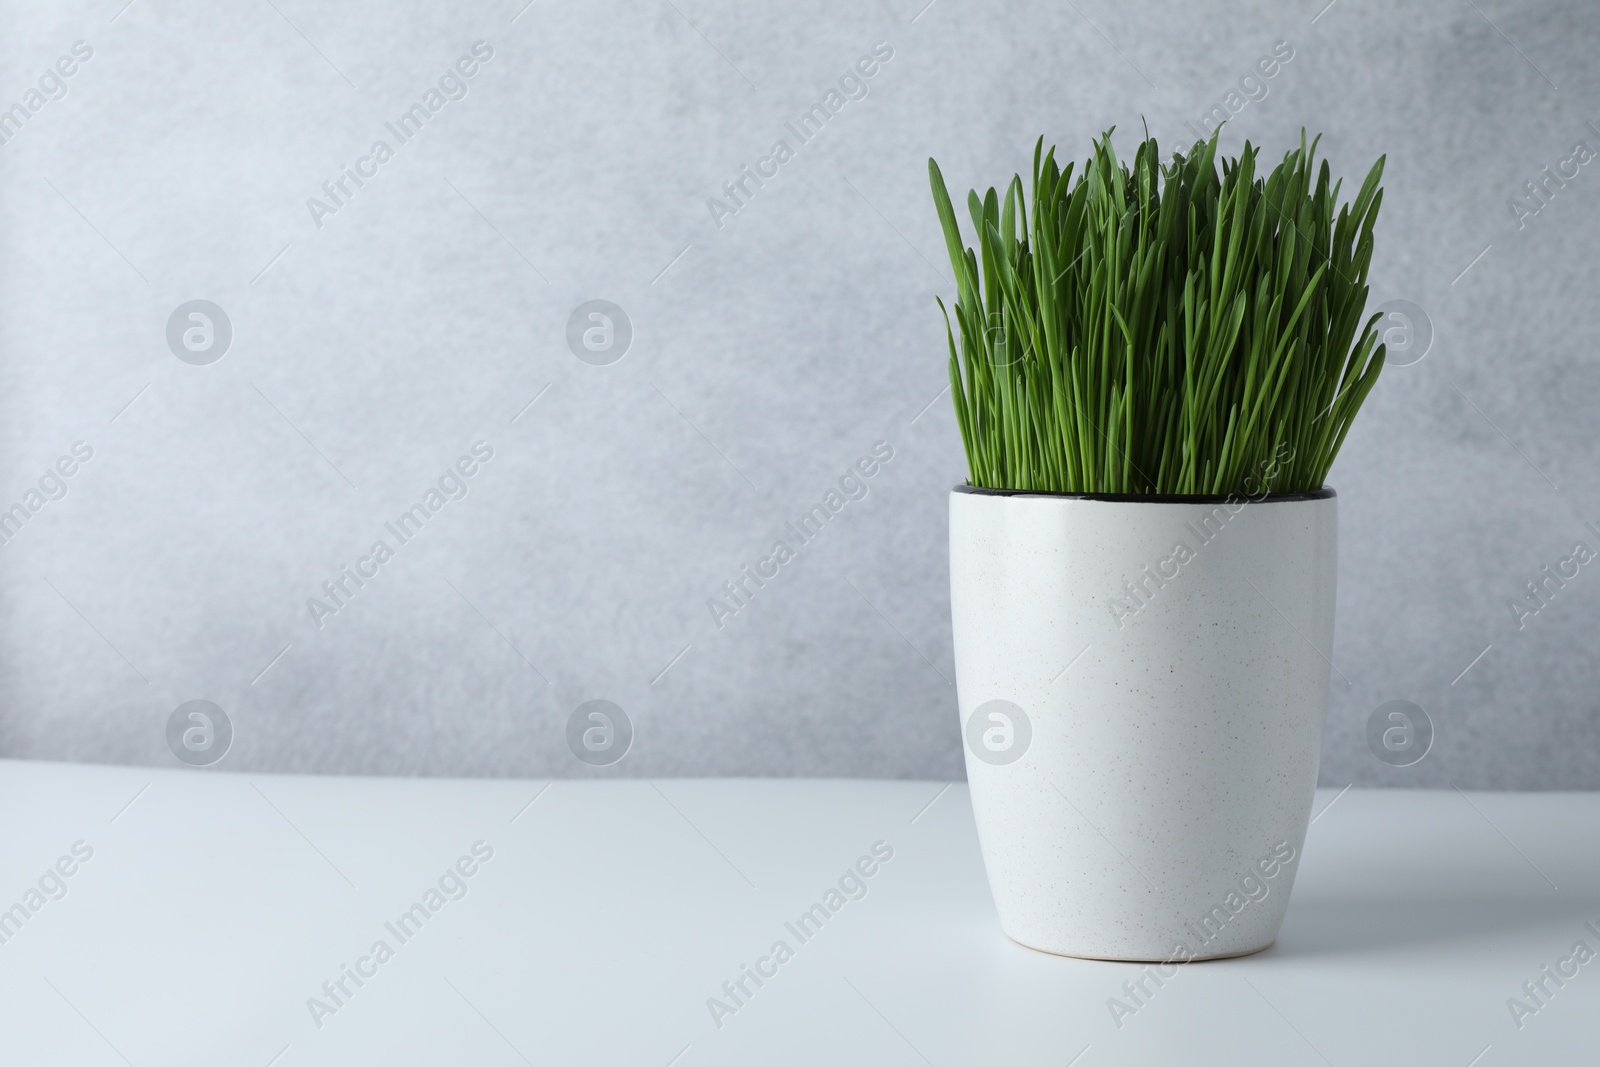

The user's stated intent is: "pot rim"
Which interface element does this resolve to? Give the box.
[952,484,1336,504]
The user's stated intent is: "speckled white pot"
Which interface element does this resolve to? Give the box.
[950,485,1337,961]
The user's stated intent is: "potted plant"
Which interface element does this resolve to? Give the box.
[931,129,1386,961]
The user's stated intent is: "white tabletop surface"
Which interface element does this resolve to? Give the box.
[0,759,1595,1066]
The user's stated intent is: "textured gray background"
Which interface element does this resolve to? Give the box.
[0,0,1594,788]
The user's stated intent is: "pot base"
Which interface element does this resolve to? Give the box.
[1004,932,1276,964]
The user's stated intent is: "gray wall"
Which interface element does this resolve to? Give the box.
[0,0,1595,788]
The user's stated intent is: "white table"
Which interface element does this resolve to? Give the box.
[0,759,1594,1066]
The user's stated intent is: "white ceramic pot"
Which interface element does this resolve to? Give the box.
[950,484,1337,961]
